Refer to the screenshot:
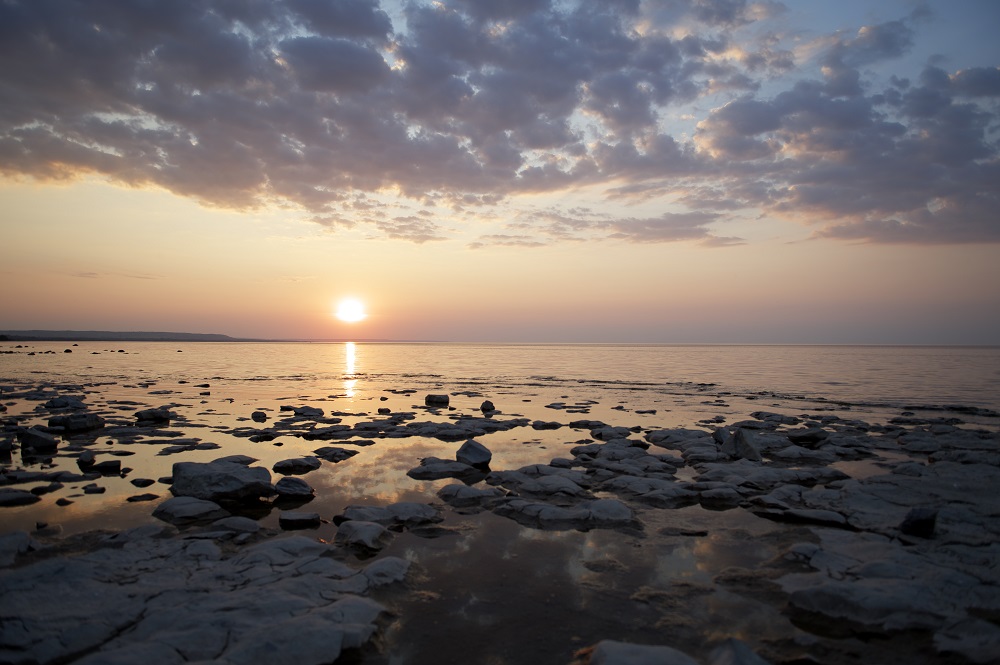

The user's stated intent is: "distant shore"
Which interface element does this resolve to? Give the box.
[0,331,411,343]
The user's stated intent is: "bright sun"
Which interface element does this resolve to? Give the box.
[334,298,367,323]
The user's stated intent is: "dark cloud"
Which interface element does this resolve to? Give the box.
[280,36,391,92]
[287,0,393,42]
[0,1,996,245]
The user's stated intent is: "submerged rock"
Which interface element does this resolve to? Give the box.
[278,511,321,529]
[339,502,441,527]
[335,520,391,551]
[493,498,633,530]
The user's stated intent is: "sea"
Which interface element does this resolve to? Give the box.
[4,341,999,413]
[2,342,1000,663]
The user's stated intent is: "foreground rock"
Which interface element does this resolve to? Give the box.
[0,529,409,665]
[170,458,276,502]
[16,427,59,453]
[152,497,230,525]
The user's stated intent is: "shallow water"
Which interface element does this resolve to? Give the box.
[2,341,999,664]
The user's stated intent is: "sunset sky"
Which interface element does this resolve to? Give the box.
[1,0,998,343]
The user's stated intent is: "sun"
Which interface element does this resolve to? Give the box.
[334,298,367,323]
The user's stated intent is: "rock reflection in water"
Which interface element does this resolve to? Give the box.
[374,505,798,665]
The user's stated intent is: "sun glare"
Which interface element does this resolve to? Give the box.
[335,298,367,323]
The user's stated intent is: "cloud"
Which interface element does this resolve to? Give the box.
[280,37,391,92]
[468,234,550,249]
[0,1,997,245]
[375,216,446,243]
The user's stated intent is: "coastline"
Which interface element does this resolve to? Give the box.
[2,350,1000,664]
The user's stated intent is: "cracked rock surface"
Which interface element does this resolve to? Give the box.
[0,527,408,665]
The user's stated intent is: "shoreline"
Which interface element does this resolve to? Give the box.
[2,374,1000,664]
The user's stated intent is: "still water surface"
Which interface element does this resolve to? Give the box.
[6,342,1000,410]
[2,342,999,664]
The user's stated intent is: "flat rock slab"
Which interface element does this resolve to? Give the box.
[0,529,409,665]
[170,460,275,502]
[0,489,42,507]
[279,511,321,529]
[493,498,634,530]
[275,476,315,498]
[153,497,230,525]
[272,457,321,475]
[339,502,442,527]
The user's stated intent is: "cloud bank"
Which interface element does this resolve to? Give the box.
[0,0,997,245]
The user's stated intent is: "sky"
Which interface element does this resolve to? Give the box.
[1,0,998,344]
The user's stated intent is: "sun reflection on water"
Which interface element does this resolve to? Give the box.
[344,341,357,397]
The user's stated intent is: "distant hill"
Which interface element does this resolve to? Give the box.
[0,330,251,342]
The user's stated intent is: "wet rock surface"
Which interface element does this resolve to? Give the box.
[0,527,407,665]
[1,374,999,665]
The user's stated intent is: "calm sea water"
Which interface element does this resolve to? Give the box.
[4,342,999,412]
[3,341,1000,663]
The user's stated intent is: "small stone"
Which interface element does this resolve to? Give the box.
[135,407,174,423]
[251,411,268,423]
[425,394,450,407]
[91,460,122,474]
[126,493,159,503]
[82,484,106,494]
[480,400,495,413]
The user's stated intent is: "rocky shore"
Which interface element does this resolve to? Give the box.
[2,377,999,664]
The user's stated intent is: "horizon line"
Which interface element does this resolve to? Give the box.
[0,329,996,347]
